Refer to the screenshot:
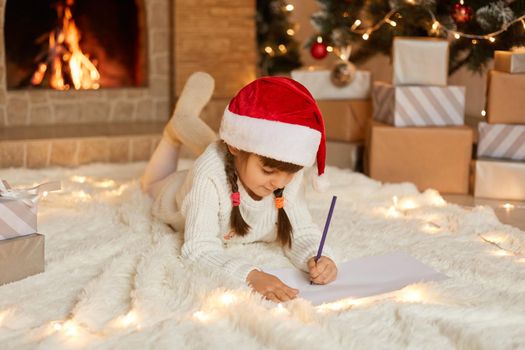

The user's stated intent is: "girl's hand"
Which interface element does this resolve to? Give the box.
[307,256,337,285]
[246,270,299,302]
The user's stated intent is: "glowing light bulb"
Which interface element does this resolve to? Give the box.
[286,28,295,36]
[387,19,397,27]
[71,175,87,183]
[351,19,362,30]
[42,191,49,197]
[273,303,290,316]
[316,36,323,43]
[0,310,8,327]
[472,39,478,45]
[491,250,512,257]
[326,46,334,52]
[454,33,461,39]
[278,44,287,53]
[63,321,78,336]
[502,203,515,210]
[220,293,235,305]
[53,322,63,331]
[120,311,137,327]
[193,311,210,322]
[285,4,294,11]
[432,21,440,31]
[398,198,418,211]
[522,19,525,29]
[488,37,496,43]
[481,110,486,117]
[264,46,274,55]
[362,33,370,40]
[399,287,424,303]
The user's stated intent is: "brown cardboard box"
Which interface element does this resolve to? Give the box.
[486,70,525,124]
[317,100,372,142]
[365,122,473,194]
[0,233,44,285]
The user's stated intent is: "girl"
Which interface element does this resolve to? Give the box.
[141,72,338,302]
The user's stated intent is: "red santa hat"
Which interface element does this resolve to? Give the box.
[219,76,328,191]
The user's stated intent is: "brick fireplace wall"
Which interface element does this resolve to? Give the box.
[174,0,256,131]
[0,0,256,168]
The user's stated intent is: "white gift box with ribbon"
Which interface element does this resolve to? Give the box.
[0,180,61,240]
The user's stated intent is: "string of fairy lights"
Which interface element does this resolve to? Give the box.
[263,3,297,57]
[265,1,525,57]
[347,2,525,44]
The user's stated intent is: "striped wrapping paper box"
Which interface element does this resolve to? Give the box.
[372,82,465,127]
[0,180,60,240]
[477,122,525,161]
[0,197,37,240]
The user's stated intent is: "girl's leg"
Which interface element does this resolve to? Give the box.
[141,138,181,197]
[141,72,217,197]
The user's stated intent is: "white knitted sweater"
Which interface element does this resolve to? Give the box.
[152,141,336,283]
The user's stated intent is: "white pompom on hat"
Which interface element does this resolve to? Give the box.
[219,76,328,190]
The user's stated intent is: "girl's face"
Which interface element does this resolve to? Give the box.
[231,149,296,200]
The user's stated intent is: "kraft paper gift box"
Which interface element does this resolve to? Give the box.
[372,82,465,127]
[0,233,44,285]
[477,122,525,161]
[486,70,525,124]
[392,37,449,86]
[317,99,372,142]
[0,180,61,240]
[291,67,371,99]
[365,122,473,194]
[474,159,525,200]
[494,50,525,74]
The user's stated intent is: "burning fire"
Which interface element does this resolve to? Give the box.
[31,0,100,90]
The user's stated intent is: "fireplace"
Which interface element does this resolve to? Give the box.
[0,0,256,168]
[0,0,170,127]
[5,0,146,91]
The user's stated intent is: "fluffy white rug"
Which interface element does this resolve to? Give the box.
[0,161,524,349]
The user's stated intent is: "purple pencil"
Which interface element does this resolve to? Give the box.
[311,195,337,284]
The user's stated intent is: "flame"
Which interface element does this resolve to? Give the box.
[31,0,100,90]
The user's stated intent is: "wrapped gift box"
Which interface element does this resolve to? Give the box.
[474,159,525,200]
[494,50,525,74]
[365,122,473,194]
[486,70,525,124]
[326,141,363,171]
[0,233,44,285]
[372,82,465,127]
[317,99,372,142]
[291,68,371,100]
[477,122,525,161]
[393,37,449,86]
[1,180,60,240]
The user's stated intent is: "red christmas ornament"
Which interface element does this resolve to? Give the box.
[451,2,473,24]
[310,41,328,60]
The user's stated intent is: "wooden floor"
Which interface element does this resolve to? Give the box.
[443,194,525,231]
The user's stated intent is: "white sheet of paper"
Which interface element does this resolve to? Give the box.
[266,251,447,305]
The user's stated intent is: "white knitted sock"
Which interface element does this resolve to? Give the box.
[163,72,218,155]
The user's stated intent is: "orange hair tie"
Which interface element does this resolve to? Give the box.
[275,197,284,209]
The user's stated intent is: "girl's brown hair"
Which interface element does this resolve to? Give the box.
[223,143,302,248]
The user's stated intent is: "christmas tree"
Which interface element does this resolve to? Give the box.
[310,0,525,74]
[257,0,302,75]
